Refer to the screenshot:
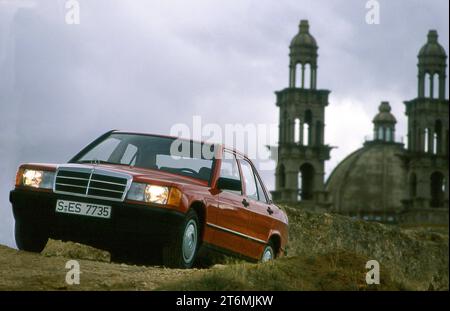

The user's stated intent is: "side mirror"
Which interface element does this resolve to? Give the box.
[216,177,242,192]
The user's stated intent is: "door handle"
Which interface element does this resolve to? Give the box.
[242,199,250,207]
[267,206,274,215]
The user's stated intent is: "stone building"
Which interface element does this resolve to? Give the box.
[272,21,449,224]
[271,20,332,209]
[400,30,449,224]
[326,102,408,223]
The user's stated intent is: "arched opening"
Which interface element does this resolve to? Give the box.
[294,118,301,143]
[303,124,310,145]
[433,133,438,154]
[386,127,392,142]
[409,173,417,198]
[303,110,312,146]
[434,120,442,155]
[430,171,445,208]
[424,73,431,98]
[378,127,383,140]
[432,73,439,99]
[298,163,315,201]
[424,128,429,153]
[278,165,286,189]
[304,63,311,89]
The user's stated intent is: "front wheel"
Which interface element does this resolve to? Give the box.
[15,220,48,253]
[162,210,200,268]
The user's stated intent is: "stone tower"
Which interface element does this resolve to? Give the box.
[402,30,449,223]
[373,101,397,142]
[272,20,331,206]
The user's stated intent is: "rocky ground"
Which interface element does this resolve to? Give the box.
[0,206,448,291]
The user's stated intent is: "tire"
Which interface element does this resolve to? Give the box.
[162,209,200,268]
[15,220,48,253]
[260,242,275,263]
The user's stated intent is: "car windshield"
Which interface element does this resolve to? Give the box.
[73,133,215,182]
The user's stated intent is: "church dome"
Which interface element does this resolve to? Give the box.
[418,30,447,58]
[373,101,397,124]
[326,142,407,222]
[290,20,317,48]
[289,20,318,66]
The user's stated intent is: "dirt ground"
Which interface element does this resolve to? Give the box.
[0,240,202,290]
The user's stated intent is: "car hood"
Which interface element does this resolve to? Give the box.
[60,163,210,188]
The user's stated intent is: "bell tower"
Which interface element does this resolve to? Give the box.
[272,20,331,207]
[403,30,449,218]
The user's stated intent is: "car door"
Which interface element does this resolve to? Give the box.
[238,158,274,259]
[211,151,250,256]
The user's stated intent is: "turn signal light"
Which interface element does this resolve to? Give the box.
[168,188,182,207]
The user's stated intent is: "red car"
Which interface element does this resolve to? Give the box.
[10,130,288,268]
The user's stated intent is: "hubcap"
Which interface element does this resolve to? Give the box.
[262,247,274,262]
[182,219,198,263]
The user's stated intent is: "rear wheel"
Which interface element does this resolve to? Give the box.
[15,220,48,253]
[162,210,199,268]
[261,242,275,263]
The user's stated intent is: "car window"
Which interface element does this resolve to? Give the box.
[81,137,121,162]
[220,152,241,194]
[120,144,138,165]
[255,174,268,203]
[239,159,258,200]
[76,133,215,182]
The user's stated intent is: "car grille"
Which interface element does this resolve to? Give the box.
[54,165,132,202]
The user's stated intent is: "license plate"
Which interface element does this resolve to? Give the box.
[56,200,111,219]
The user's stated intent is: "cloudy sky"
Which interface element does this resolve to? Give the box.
[0,0,448,247]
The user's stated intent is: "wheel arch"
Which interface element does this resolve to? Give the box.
[268,233,282,257]
[188,200,206,241]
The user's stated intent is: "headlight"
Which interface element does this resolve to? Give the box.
[126,182,182,206]
[21,169,55,189]
[145,185,169,204]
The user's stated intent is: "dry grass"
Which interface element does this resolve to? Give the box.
[159,250,405,291]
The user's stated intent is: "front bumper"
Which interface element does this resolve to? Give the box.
[10,188,185,251]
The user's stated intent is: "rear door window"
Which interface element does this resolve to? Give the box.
[239,159,258,201]
[220,152,242,195]
[255,174,268,203]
